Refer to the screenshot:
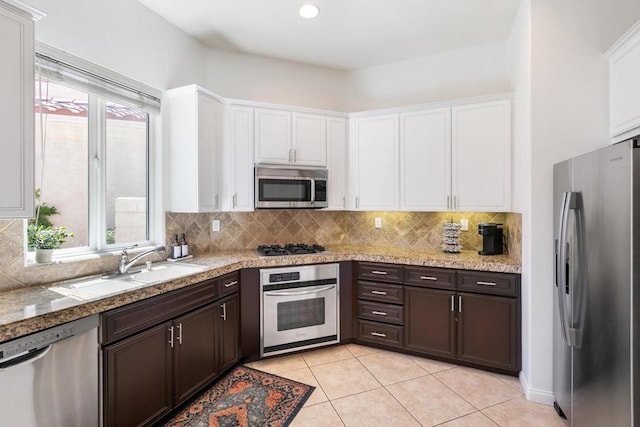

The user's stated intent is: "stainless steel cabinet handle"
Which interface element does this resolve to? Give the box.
[221,303,227,320]
[447,195,450,210]
[453,195,457,209]
[177,323,183,345]
[232,193,237,208]
[288,148,292,163]
[215,194,219,209]
[371,290,387,295]
[420,276,437,281]
[477,281,497,286]
[371,332,386,338]
[451,295,454,311]
[224,280,238,288]
[168,326,174,348]
[355,197,360,209]
[293,149,297,163]
[342,196,346,208]
[371,271,388,275]
[371,311,388,316]
[458,296,462,313]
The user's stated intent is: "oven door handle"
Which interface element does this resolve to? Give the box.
[263,285,335,297]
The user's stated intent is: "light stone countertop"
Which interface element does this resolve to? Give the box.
[0,245,521,343]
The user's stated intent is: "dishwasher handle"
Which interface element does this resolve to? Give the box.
[0,345,52,370]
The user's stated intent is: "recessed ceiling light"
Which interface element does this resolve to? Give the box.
[299,4,320,19]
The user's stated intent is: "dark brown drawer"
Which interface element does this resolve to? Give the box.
[358,300,404,325]
[218,271,239,297]
[358,320,403,348]
[358,262,404,284]
[358,281,404,304]
[405,266,455,290]
[101,279,217,344]
[457,270,519,297]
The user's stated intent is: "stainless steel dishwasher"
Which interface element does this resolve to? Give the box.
[0,314,99,426]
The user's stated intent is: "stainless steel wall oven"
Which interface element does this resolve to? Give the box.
[260,263,339,357]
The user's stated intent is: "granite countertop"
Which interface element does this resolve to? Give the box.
[0,245,521,343]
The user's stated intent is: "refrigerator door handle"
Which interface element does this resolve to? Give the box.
[557,192,573,346]
[571,192,587,348]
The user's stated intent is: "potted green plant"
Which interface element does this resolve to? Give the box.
[28,225,74,263]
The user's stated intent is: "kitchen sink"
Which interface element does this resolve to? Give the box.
[49,262,207,301]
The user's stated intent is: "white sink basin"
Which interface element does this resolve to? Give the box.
[129,263,207,284]
[49,262,207,301]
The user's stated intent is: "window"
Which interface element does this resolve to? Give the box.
[29,48,161,261]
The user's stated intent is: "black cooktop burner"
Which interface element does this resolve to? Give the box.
[257,243,325,256]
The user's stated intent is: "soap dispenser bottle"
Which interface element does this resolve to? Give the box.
[171,234,182,259]
[180,233,189,257]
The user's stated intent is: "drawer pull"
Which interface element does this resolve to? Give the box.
[371,290,387,295]
[224,280,238,288]
[477,281,497,286]
[371,270,388,275]
[459,296,462,313]
[371,332,387,338]
[168,326,174,348]
[371,311,388,316]
[420,276,437,281]
[451,295,454,312]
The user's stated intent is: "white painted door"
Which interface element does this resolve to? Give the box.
[227,105,254,211]
[452,99,512,211]
[254,108,291,164]
[353,114,399,211]
[196,93,219,212]
[292,112,326,166]
[0,4,35,218]
[327,117,347,210]
[400,108,451,211]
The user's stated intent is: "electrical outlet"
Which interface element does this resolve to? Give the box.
[375,217,382,228]
[212,220,220,232]
[460,219,469,231]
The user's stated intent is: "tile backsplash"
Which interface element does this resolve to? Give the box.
[0,211,521,291]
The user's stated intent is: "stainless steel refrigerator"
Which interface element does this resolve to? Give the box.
[553,137,640,426]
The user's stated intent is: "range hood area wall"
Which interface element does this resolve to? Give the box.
[166,210,521,258]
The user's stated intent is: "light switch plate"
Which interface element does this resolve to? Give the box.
[460,219,469,231]
[212,220,220,232]
[375,217,382,228]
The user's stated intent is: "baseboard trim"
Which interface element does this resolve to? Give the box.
[520,371,555,405]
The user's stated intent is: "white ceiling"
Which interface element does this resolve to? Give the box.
[137,0,522,71]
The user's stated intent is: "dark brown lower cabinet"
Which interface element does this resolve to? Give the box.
[104,322,173,427]
[457,292,518,371]
[218,294,239,373]
[404,287,455,358]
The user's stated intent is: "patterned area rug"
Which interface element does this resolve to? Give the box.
[163,365,314,427]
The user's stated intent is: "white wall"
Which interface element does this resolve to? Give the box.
[346,42,511,111]
[204,48,348,111]
[510,0,640,404]
[29,0,208,90]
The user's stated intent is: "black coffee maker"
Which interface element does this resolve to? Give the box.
[478,223,504,255]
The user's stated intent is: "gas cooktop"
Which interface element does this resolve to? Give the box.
[256,243,325,256]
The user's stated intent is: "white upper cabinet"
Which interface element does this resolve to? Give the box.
[254,108,327,166]
[351,114,399,211]
[0,2,43,218]
[224,105,254,211]
[254,108,291,164]
[167,86,222,212]
[451,99,512,211]
[608,20,640,141]
[327,117,347,210]
[400,108,451,211]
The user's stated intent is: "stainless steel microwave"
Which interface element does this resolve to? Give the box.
[255,166,328,209]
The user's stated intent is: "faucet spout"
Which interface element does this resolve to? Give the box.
[118,245,166,275]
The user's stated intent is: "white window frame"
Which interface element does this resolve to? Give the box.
[26,43,164,264]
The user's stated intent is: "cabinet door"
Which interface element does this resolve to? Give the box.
[451,99,511,211]
[292,112,326,166]
[197,94,220,211]
[404,287,455,358]
[0,4,35,218]
[217,294,240,373]
[609,23,640,139]
[352,114,399,210]
[400,108,451,211]
[327,117,347,210]
[457,292,518,371]
[227,105,254,211]
[254,108,291,164]
[104,322,173,427]
[173,304,218,405]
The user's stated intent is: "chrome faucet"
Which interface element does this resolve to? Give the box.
[118,244,166,274]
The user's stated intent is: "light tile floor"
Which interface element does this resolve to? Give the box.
[245,344,565,427]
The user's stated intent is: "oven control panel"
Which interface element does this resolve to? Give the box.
[269,272,300,283]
